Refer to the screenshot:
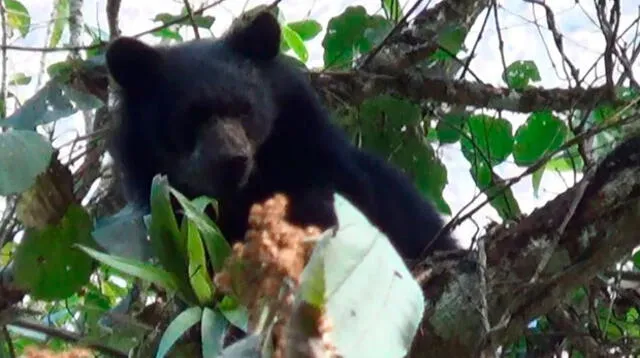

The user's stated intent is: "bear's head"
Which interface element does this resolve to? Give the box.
[106,10,282,203]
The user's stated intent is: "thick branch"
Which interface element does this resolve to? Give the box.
[409,135,640,356]
[312,71,617,113]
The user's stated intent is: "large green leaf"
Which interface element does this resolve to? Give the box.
[502,60,541,90]
[358,95,450,214]
[49,0,69,47]
[298,194,424,358]
[8,72,31,86]
[156,307,203,358]
[393,138,451,215]
[281,24,308,63]
[287,20,322,40]
[4,0,30,37]
[280,19,322,54]
[201,308,228,358]
[76,245,179,293]
[382,0,403,22]
[91,204,152,261]
[358,94,422,151]
[187,220,215,306]
[13,205,95,300]
[219,334,261,358]
[0,130,53,195]
[436,112,467,144]
[149,175,197,303]
[513,110,568,166]
[431,25,467,61]
[470,162,521,220]
[170,187,231,272]
[461,114,514,167]
[217,296,249,333]
[3,81,102,130]
[322,6,391,69]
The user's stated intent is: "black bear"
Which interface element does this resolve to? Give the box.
[105,10,458,261]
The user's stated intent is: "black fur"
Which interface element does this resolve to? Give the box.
[106,10,457,260]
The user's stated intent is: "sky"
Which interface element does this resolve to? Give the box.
[3,0,639,246]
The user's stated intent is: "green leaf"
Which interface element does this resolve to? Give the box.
[593,104,616,124]
[436,112,466,144]
[3,81,77,129]
[91,204,152,261]
[382,0,403,22]
[531,165,544,198]
[191,196,218,215]
[358,94,422,151]
[322,6,391,69]
[470,163,521,220]
[0,130,53,195]
[357,95,450,214]
[8,72,31,86]
[156,307,203,358]
[201,308,228,358]
[219,334,261,358]
[4,0,30,37]
[502,60,541,90]
[633,251,640,270]
[170,187,231,272]
[76,245,179,293]
[152,28,183,41]
[281,24,308,63]
[149,175,197,303]
[60,83,103,111]
[187,220,215,305]
[461,114,513,167]
[513,110,567,166]
[13,205,95,300]
[218,296,249,332]
[431,25,467,61]
[49,0,69,47]
[546,148,583,172]
[287,20,322,41]
[154,11,215,29]
[392,138,451,215]
[0,241,14,266]
[299,194,424,358]
[191,15,215,29]
[47,61,74,80]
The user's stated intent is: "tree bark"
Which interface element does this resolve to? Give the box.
[408,135,640,356]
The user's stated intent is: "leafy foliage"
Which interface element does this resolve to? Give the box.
[322,6,391,69]
[4,0,30,37]
[502,60,542,90]
[13,205,95,300]
[0,130,53,195]
[298,195,424,358]
[0,1,638,357]
[461,114,514,166]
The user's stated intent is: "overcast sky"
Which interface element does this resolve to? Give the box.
[4,0,639,245]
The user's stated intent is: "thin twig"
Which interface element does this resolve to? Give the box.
[0,0,7,119]
[9,317,128,357]
[491,0,508,77]
[182,0,200,39]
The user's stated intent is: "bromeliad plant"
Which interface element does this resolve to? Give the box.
[77,174,426,358]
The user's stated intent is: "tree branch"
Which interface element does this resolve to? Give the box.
[409,134,640,356]
[311,71,618,113]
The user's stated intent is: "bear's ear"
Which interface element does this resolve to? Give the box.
[106,37,162,90]
[224,10,281,61]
